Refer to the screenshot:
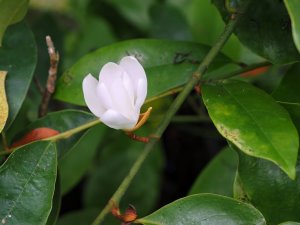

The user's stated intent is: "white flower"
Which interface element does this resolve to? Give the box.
[82,56,148,130]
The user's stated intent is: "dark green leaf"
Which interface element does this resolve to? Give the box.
[189,147,238,197]
[0,22,37,129]
[103,0,154,30]
[272,63,300,104]
[46,174,61,225]
[213,0,300,64]
[149,3,192,40]
[0,141,57,225]
[0,0,29,45]
[202,80,299,179]
[284,0,300,53]
[54,39,238,106]
[137,194,266,225]
[83,129,163,216]
[59,124,107,195]
[235,148,300,225]
[11,110,97,158]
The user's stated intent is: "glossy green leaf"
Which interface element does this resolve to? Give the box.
[213,0,300,64]
[59,124,107,195]
[11,110,97,158]
[202,80,299,179]
[46,175,61,225]
[189,147,238,197]
[272,63,300,104]
[235,148,300,225]
[0,141,57,225]
[137,194,266,225]
[0,0,29,45]
[83,128,163,216]
[55,39,238,106]
[284,0,300,53]
[0,22,37,129]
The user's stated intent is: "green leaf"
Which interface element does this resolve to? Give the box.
[202,80,299,179]
[213,0,300,64]
[46,174,61,225]
[149,3,192,40]
[189,147,238,197]
[103,0,154,30]
[137,193,266,225]
[0,141,57,225]
[272,63,300,104]
[11,110,97,158]
[0,71,8,133]
[235,149,300,225]
[284,0,300,53]
[59,124,107,195]
[83,128,164,216]
[0,22,37,130]
[0,0,29,45]
[54,39,238,106]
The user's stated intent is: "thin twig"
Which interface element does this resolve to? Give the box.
[91,2,251,225]
[38,36,59,117]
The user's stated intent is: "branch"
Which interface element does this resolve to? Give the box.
[90,1,251,225]
[39,36,59,117]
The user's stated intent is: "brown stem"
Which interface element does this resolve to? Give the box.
[38,36,59,117]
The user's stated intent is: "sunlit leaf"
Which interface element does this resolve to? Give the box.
[284,0,300,53]
[202,80,299,179]
[0,0,29,45]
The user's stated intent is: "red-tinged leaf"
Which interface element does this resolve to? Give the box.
[240,66,269,78]
[11,127,60,148]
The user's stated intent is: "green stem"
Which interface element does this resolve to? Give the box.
[91,2,250,225]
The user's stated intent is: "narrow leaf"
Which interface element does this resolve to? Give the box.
[0,0,29,45]
[0,71,8,133]
[0,141,57,225]
[202,80,299,179]
[137,194,266,225]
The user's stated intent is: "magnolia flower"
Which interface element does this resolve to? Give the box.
[82,56,149,130]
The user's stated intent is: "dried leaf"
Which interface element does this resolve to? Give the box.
[0,71,8,133]
[11,127,60,148]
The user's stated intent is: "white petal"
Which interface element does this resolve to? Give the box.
[110,76,135,119]
[119,56,147,100]
[100,109,138,130]
[82,74,105,117]
[98,62,123,85]
[135,78,147,109]
[122,72,135,104]
[97,83,115,110]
